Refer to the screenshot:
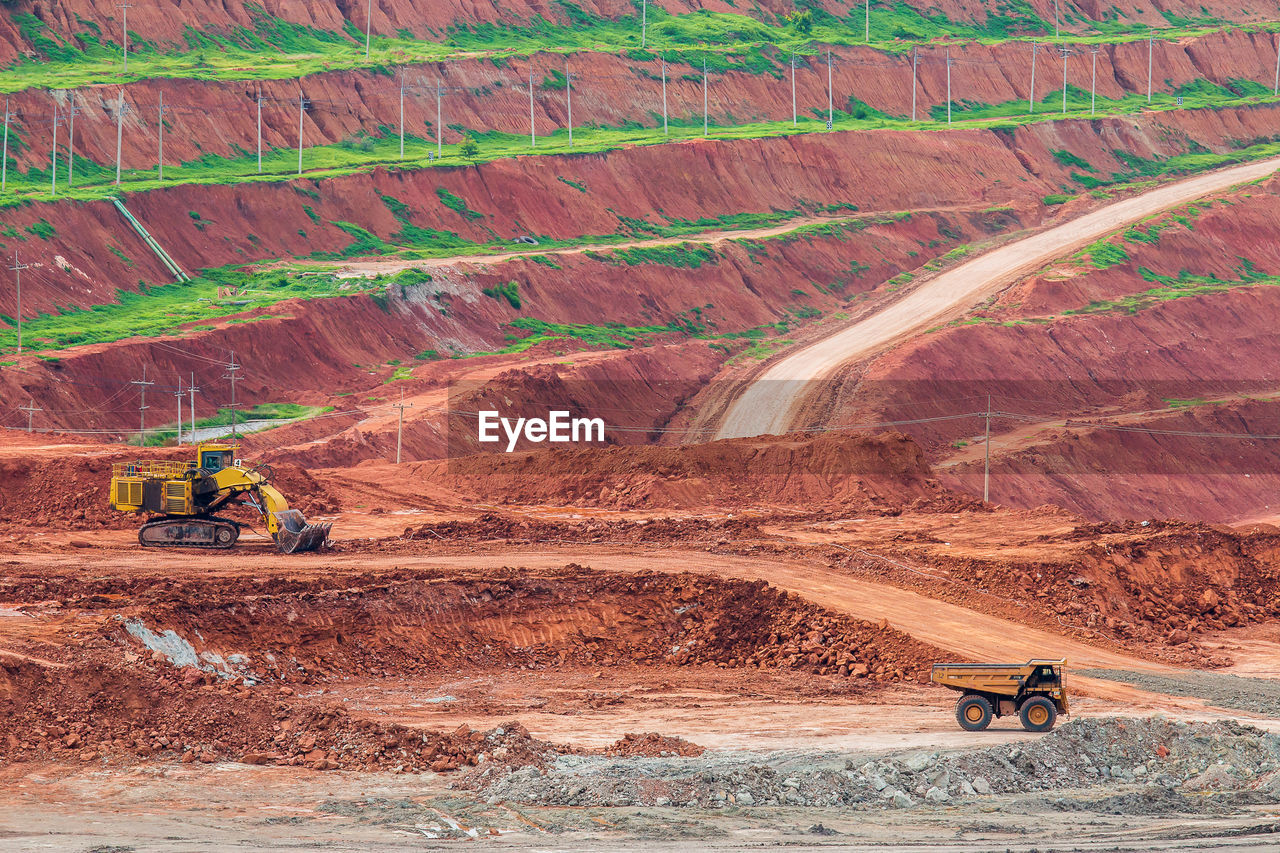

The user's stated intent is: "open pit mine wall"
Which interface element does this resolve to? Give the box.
[2,28,1277,179]
[5,103,1280,435]
[0,0,1268,67]
[4,102,1280,312]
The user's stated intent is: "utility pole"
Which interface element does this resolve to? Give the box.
[20,399,39,432]
[50,102,57,197]
[641,0,646,49]
[393,388,413,464]
[132,365,154,440]
[662,56,668,136]
[436,79,442,158]
[118,3,133,73]
[188,372,199,440]
[791,51,796,126]
[911,45,918,121]
[827,49,833,128]
[224,354,240,441]
[565,58,572,146]
[1090,44,1099,115]
[983,395,991,503]
[865,0,870,42]
[1274,34,1279,96]
[9,253,26,353]
[256,92,263,173]
[1060,45,1070,112]
[157,90,165,180]
[66,91,76,188]
[174,376,183,445]
[399,73,405,159]
[1054,0,1060,39]
[2,96,9,192]
[946,47,952,126]
[365,0,372,59]
[528,71,536,147]
[115,92,127,185]
[702,57,708,136]
[1029,42,1037,113]
[297,95,309,175]
[1152,35,1162,103]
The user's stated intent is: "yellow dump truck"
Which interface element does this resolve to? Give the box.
[930,660,1068,732]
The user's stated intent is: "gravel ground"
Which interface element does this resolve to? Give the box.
[461,717,1280,816]
[1081,668,1280,716]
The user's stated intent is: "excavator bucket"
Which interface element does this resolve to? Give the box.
[272,509,331,554]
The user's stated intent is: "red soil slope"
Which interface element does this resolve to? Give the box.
[816,176,1280,520]
[0,1,1265,68]
[5,103,1280,314]
[3,28,1276,178]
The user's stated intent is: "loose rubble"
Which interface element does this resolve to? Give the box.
[463,718,1280,814]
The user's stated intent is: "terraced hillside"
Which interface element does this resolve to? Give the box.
[0,0,1279,521]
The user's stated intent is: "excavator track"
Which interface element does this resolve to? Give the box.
[139,517,240,550]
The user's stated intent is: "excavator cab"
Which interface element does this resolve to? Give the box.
[199,447,233,473]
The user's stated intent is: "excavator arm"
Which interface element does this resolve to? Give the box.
[195,460,331,552]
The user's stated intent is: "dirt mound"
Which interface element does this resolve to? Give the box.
[0,656,553,773]
[606,733,706,758]
[435,431,942,510]
[399,512,768,545]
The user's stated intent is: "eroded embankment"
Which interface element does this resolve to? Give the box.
[3,27,1276,176]
[6,103,1280,312]
[419,430,947,509]
[0,205,992,435]
[1,0,1268,69]
[834,176,1280,520]
[0,566,946,769]
[8,105,1280,439]
[833,517,1280,659]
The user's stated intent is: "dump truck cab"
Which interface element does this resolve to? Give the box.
[931,659,1068,732]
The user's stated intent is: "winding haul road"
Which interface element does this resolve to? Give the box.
[715,155,1280,439]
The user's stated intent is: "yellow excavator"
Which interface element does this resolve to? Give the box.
[109,442,331,553]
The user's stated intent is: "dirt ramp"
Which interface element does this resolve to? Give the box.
[428,431,945,510]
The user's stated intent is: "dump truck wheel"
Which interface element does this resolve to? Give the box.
[955,694,993,731]
[1019,696,1057,732]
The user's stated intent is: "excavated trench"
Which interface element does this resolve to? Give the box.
[108,569,943,684]
[0,567,947,771]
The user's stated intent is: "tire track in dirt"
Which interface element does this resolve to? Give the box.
[715,155,1280,439]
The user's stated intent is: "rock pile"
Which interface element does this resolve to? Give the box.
[467,718,1280,813]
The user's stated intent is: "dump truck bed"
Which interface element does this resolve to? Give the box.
[931,659,1066,697]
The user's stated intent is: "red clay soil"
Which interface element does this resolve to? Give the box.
[261,341,730,468]
[0,1,1263,68]
[820,512,1280,662]
[3,28,1276,178]
[5,103,1278,313]
[404,430,947,510]
[0,563,949,768]
[0,655,555,773]
[605,732,706,758]
[941,399,1280,522]
[0,209,981,436]
[817,177,1280,520]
